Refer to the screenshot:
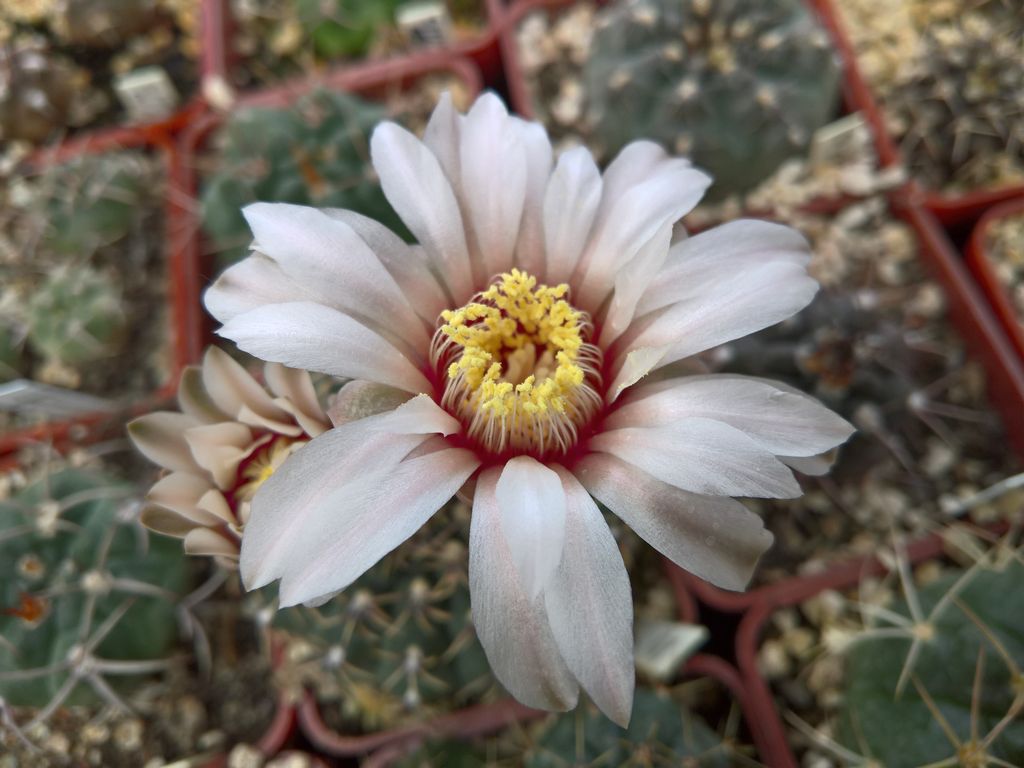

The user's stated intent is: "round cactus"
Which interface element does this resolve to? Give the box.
[837,552,1024,766]
[0,39,78,144]
[583,0,841,198]
[26,265,127,367]
[40,153,151,257]
[201,88,409,268]
[0,467,188,708]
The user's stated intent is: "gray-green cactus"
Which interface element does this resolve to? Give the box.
[0,467,189,710]
[39,153,152,257]
[583,0,841,198]
[201,88,410,268]
[0,39,78,144]
[26,265,128,366]
[264,501,495,731]
[835,546,1024,766]
[49,0,160,48]
[394,688,737,767]
[886,12,1024,191]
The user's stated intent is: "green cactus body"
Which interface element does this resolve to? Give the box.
[27,265,128,366]
[267,504,494,731]
[294,0,400,59]
[838,558,1024,766]
[583,0,841,198]
[0,40,77,144]
[394,689,731,767]
[0,468,188,708]
[889,12,1024,191]
[527,690,729,767]
[40,153,151,257]
[50,0,160,48]
[201,89,410,269]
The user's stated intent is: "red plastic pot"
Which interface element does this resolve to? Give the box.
[200,0,506,97]
[0,126,206,457]
[171,53,483,349]
[966,196,1024,364]
[809,0,1024,229]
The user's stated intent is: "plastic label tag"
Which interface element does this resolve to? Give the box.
[0,380,116,417]
[114,66,178,123]
[634,620,709,682]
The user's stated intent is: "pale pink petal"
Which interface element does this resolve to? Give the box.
[470,467,579,711]
[323,209,449,326]
[183,422,253,489]
[573,159,711,312]
[196,488,237,524]
[127,412,203,474]
[422,91,463,188]
[512,117,553,278]
[599,222,672,347]
[575,453,774,591]
[606,345,671,402]
[590,417,801,498]
[371,122,474,301]
[242,203,430,355]
[140,506,199,538]
[217,301,431,394]
[782,454,835,476]
[609,261,819,395]
[148,472,222,527]
[637,220,812,316]
[543,147,602,286]
[608,375,854,457]
[263,363,327,429]
[545,466,634,726]
[328,380,411,428]
[494,456,567,599]
[241,397,465,591]
[276,445,478,606]
[459,93,527,280]
[595,141,688,219]
[177,366,228,423]
[204,252,313,323]
[367,393,461,436]
[201,346,292,424]
[184,528,238,558]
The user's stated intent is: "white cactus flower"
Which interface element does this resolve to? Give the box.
[203,91,854,725]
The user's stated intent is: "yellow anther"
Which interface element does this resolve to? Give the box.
[439,270,586,419]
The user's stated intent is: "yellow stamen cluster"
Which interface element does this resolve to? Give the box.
[432,270,602,456]
[234,437,304,504]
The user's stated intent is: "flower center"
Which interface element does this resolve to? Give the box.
[431,269,602,458]
[233,435,304,506]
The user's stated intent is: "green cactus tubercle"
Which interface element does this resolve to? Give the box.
[41,153,151,257]
[201,89,410,269]
[267,504,493,731]
[838,557,1024,766]
[26,265,128,366]
[0,468,189,708]
[584,0,841,199]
